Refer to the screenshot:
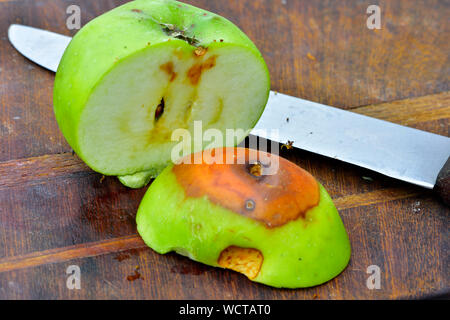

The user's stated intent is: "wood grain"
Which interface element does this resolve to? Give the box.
[0,235,146,273]
[353,91,450,132]
[0,0,448,300]
[0,153,89,191]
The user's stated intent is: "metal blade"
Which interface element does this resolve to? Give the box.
[8,24,71,72]
[8,24,450,188]
[252,92,450,189]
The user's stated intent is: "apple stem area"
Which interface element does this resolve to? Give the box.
[160,23,200,47]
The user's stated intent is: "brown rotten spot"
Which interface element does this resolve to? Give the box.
[249,162,262,177]
[194,46,207,57]
[159,61,177,82]
[218,246,263,279]
[187,56,217,85]
[172,148,320,228]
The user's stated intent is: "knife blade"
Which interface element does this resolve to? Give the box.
[7,24,450,191]
[8,24,71,73]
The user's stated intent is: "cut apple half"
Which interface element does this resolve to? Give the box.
[54,0,270,187]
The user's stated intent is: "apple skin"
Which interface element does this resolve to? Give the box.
[53,0,270,184]
[136,148,351,288]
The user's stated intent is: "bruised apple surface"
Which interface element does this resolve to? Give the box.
[136,148,351,288]
[53,0,270,187]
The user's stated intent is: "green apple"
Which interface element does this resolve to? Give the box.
[136,147,351,288]
[54,0,270,187]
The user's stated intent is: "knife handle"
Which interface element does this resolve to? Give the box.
[435,157,450,206]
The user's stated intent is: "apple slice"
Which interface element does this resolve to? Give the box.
[136,148,351,288]
[54,0,270,187]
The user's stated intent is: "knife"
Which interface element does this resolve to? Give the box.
[7,24,450,203]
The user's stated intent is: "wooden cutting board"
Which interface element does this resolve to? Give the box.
[0,0,448,299]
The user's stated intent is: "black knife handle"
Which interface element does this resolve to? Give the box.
[434,157,450,206]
